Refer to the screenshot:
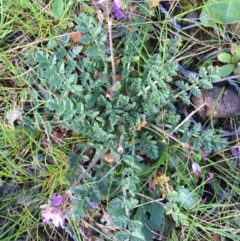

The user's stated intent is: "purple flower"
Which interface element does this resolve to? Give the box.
[231,147,239,157]
[112,1,125,20]
[52,194,63,207]
[42,208,64,228]
[192,162,202,177]
[90,201,97,207]
[93,0,101,10]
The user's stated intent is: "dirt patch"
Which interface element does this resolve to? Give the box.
[192,86,240,118]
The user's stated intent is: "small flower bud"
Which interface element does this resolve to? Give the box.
[148,181,155,191]
[42,208,64,228]
[118,135,124,155]
[117,146,123,155]
[192,162,202,177]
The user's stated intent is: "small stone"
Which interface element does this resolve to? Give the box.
[192,86,240,118]
[186,10,199,21]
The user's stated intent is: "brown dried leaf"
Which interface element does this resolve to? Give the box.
[70,32,82,44]
[147,0,161,9]
[104,154,116,163]
[137,120,148,131]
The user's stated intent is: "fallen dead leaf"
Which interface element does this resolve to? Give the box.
[70,32,82,44]
[136,120,148,131]
[6,107,22,125]
[147,0,161,9]
[230,43,238,55]
[104,154,116,163]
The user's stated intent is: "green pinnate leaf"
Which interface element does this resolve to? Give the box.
[68,46,83,59]
[79,35,94,44]
[20,10,231,237]
[70,203,85,221]
[204,141,213,153]
[82,198,95,211]
[75,13,93,33]
[199,78,213,89]
[202,129,214,141]
[193,136,203,149]
[189,85,201,97]
[192,124,202,137]
[175,81,189,91]
[178,91,191,104]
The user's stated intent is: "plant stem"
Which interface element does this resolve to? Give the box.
[70,147,110,191]
[170,103,205,135]
[105,0,116,84]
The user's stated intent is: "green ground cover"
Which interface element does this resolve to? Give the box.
[1,1,240,240]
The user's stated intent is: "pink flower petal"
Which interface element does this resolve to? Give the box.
[42,208,64,228]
